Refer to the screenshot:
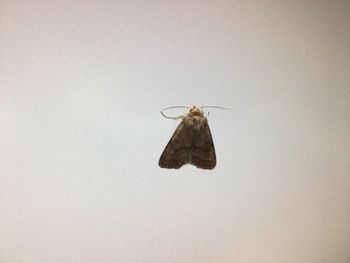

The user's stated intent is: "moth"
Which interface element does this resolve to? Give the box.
[159,106,216,170]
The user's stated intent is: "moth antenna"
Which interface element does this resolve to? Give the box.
[161,106,191,111]
[201,105,232,111]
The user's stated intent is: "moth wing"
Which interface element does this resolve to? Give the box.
[189,121,216,170]
[158,120,192,169]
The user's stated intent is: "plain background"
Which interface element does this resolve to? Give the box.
[1,1,349,262]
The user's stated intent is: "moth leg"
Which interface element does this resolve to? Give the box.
[160,110,185,120]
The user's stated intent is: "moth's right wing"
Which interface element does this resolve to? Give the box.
[189,120,216,170]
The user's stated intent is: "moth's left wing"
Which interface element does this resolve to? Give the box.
[158,120,192,169]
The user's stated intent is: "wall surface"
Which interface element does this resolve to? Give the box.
[1,1,349,262]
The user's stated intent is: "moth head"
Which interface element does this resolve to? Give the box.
[188,106,204,117]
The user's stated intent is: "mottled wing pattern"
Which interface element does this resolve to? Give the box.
[190,121,216,169]
[159,115,216,170]
[158,119,191,169]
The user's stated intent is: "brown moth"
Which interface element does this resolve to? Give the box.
[159,106,216,169]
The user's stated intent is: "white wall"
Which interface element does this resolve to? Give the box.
[1,1,349,262]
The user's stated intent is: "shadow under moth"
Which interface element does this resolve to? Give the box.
[159,106,217,170]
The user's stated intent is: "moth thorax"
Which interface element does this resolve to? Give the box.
[186,116,206,131]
